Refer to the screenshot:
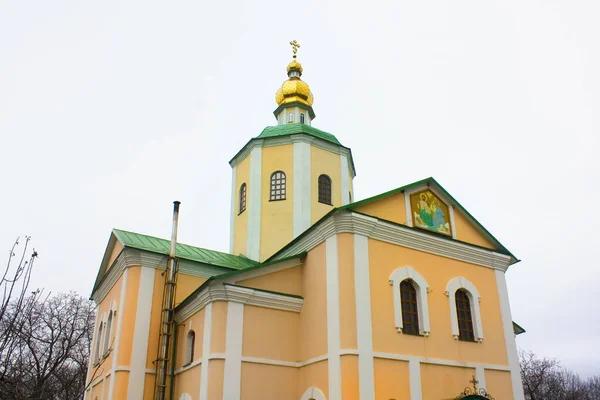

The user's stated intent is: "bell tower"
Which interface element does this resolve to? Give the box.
[229,42,356,261]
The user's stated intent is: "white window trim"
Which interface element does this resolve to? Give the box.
[389,266,431,335]
[102,300,117,356]
[446,277,484,342]
[300,387,326,400]
[186,329,196,364]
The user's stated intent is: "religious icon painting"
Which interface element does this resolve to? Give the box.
[409,189,452,236]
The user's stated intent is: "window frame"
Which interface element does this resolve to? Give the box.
[288,112,294,123]
[269,171,287,201]
[455,289,475,341]
[186,330,196,365]
[400,280,420,335]
[300,113,305,124]
[446,277,484,342]
[318,174,332,205]
[389,266,430,335]
[103,310,113,356]
[238,183,247,214]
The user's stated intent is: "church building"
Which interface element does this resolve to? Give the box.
[85,42,526,400]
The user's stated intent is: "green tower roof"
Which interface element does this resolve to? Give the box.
[256,124,342,146]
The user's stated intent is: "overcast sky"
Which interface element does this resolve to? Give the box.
[1,0,598,377]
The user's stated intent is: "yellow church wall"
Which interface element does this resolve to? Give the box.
[236,265,303,297]
[113,372,129,399]
[373,358,411,400]
[421,364,475,400]
[453,210,497,250]
[299,242,328,360]
[146,269,167,369]
[311,146,341,224]
[337,233,357,349]
[367,239,509,366]
[105,240,123,272]
[353,191,407,225]
[89,379,103,400]
[298,360,329,399]
[241,363,297,400]
[485,369,514,400]
[210,301,228,353]
[174,364,201,400]
[143,374,155,400]
[242,305,299,362]
[117,265,141,366]
[175,308,205,369]
[175,274,207,305]
[260,144,294,260]
[92,269,125,372]
[234,155,251,256]
[341,355,360,399]
[208,359,225,400]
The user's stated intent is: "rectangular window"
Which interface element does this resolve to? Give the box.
[288,113,294,123]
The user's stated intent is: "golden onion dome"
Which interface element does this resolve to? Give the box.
[275,59,314,107]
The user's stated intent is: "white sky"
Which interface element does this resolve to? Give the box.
[1,0,598,377]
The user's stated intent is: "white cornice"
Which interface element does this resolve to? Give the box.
[229,134,356,177]
[92,248,230,305]
[175,283,303,323]
[275,211,512,271]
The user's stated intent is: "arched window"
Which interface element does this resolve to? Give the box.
[186,330,195,364]
[300,113,305,124]
[349,191,352,203]
[390,266,430,335]
[94,322,103,364]
[318,175,332,205]
[455,290,475,341]
[239,183,247,214]
[270,171,286,201]
[288,113,294,123]
[446,277,484,342]
[400,280,419,335]
[103,311,113,355]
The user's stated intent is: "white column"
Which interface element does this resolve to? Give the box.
[246,146,262,261]
[229,166,237,253]
[409,359,422,400]
[476,365,487,392]
[340,155,350,205]
[223,302,244,399]
[199,303,213,400]
[108,268,129,400]
[293,140,311,237]
[127,267,156,400]
[354,234,375,399]
[326,235,342,400]
[495,270,525,400]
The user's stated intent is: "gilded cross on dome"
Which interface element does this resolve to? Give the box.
[290,40,300,58]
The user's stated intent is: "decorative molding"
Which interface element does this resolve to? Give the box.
[92,249,229,305]
[175,283,303,323]
[127,267,155,400]
[223,257,303,284]
[325,235,342,400]
[495,270,526,400]
[300,387,327,400]
[293,141,312,237]
[354,234,376,400]
[389,266,431,335]
[174,358,202,375]
[446,277,484,341]
[199,303,212,400]
[108,268,128,400]
[275,211,512,271]
[230,134,356,177]
[372,352,511,371]
[246,146,262,261]
[223,302,243,400]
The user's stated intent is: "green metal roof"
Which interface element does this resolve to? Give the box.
[112,229,257,270]
[256,124,342,146]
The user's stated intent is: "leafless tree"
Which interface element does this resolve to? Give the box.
[0,238,100,399]
[520,350,600,400]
